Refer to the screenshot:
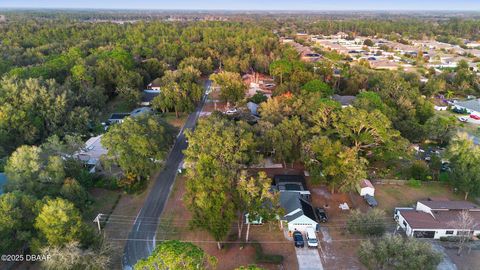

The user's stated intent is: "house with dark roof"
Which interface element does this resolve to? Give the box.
[280,191,318,233]
[245,174,318,232]
[108,113,130,124]
[395,200,480,239]
[141,89,161,106]
[273,175,317,232]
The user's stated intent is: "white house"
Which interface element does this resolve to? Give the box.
[280,191,318,232]
[358,179,375,197]
[395,200,480,239]
[73,135,108,173]
[245,175,318,233]
[275,175,317,232]
[147,79,162,91]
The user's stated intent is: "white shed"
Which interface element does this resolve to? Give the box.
[358,179,375,197]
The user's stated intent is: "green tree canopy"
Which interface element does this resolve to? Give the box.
[210,71,246,105]
[238,171,280,241]
[358,235,441,270]
[303,136,367,192]
[5,145,65,197]
[135,240,216,270]
[34,198,87,248]
[347,209,387,236]
[101,115,175,189]
[301,79,333,96]
[447,133,480,199]
[0,191,37,253]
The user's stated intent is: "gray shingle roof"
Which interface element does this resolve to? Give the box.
[280,191,317,223]
[455,100,480,113]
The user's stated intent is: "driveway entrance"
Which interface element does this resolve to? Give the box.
[295,248,324,270]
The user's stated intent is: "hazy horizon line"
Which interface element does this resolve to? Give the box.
[0,7,479,12]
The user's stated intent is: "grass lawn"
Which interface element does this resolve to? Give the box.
[85,188,122,221]
[100,96,135,122]
[161,112,188,128]
[375,182,464,215]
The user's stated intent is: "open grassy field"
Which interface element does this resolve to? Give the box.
[375,182,464,215]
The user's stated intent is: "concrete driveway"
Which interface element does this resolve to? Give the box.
[295,248,324,270]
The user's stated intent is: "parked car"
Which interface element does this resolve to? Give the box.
[305,228,318,248]
[364,194,378,207]
[452,107,468,114]
[470,114,480,120]
[225,108,238,115]
[458,116,468,122]
[292,231,304,248]
[315,207,328,222]
[441,162,451,172]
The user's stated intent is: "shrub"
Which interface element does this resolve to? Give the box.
[347,209,386,236]
[94,175,120,190]
[251,241,283,264]
[439,172,449,182]
[359,235,442,270]
[249,92,268,104]
[407,179,422,188]
[408,160,431,181]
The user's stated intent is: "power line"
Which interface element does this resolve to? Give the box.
[108,237,387,243]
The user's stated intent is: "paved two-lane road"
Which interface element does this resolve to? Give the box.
[122,81,210,269]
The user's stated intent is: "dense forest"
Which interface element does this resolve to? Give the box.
[0,18,279,157]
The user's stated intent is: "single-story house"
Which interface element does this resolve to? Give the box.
[245,174,317,232]
[273,175,317,232]
[141,89,161,106]
[130,107,153,117]
[453,99,480,116]
[108,113,130,124]
[280,191,318,232]
[332,94,356,108]
[395,200,480,239]
[358,179,375,197]
[73,135,108,173]
[107,107,153,126]
[147,78,162,91]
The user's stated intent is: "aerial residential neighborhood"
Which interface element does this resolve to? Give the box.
[1,1,480,270]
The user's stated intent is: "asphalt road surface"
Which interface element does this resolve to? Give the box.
[122,81,210,269]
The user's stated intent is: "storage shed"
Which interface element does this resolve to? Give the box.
[358,179,375,197]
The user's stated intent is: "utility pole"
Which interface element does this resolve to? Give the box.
[93,213,103,232]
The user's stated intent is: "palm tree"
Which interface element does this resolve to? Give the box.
[446,90,454,99]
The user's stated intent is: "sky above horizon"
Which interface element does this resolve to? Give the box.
[0,0,479,11]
